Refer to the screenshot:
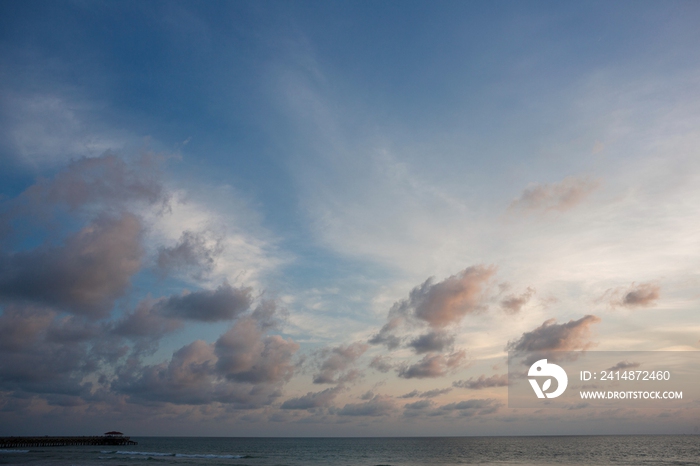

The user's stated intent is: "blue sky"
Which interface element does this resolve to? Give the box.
[1,0,700,436]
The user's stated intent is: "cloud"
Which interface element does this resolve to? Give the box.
[500,287,535,314]
[160,282,253,322]
[404,399,433,410]
[115,315,299,407]
[0,214,143,318]
[359,390,374,400]
[156,230,223,279]
[399,387,452,399]
[114,339,222,406]
[507,315,601,353]
[0,305,55,351]
[111,299,182,351]
[368,316,403,349]
[369,355,393,373]
[509,176,598,212]
[453,374,508,390]
[312,342,368,384]
[439,398,502,416]
[607,361,641,371]
[506,315,601,365]
[215,317,299,384]
[619,283,661,308]
[0,304,122,398]
[403,266,495,328]
[337,395,395,416]
[598,283,661,310]
[280,386,342,410]
[370,266,495,350]
[407,331,455,354]
[397,351,466,379]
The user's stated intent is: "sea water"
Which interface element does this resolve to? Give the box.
[0,436,698,465]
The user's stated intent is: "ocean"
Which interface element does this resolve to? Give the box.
[1,436,698,466]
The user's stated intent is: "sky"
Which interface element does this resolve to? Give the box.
[1,0,700,436]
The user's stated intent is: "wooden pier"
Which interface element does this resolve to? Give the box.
[0,435,137,448]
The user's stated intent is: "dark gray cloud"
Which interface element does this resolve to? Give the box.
[404,399,433,410]
[621,283,660,308]
[607,361,641,371]
[360,390,374,400]
[160,282,253,322]
[0,214,143,317]
[368,316,403,349]
[156,230,223,279]
[509,176,598,212]
[399,387,452,399]
[337,395,395,417]
[500,287,535,314]
[599,283,661,310]
[408,331,454,354]
[312,342,368,384]
[280,386,342,410]
[453,374,508,390]
[397,351,466,379]
[506,315,601,354]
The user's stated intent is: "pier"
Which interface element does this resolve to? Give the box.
[0,433,137,448]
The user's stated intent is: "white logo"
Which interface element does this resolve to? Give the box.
[528,359,568,399]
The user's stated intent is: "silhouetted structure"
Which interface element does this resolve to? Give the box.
[0,435,137,448]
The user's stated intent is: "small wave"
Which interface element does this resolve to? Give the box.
[175,453,245,459]
[108,450,246,459]
[113,451,175,457]
[0,450,30,453]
